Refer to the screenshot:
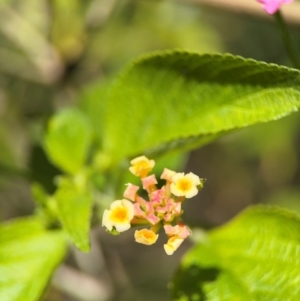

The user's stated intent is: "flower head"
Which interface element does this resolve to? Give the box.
[135,229,159,245]
[170,172,200,198]
[102,199,134,232]
[257,0,293,14]
[129,155,155,178]
[164,236,184,255]
[103,156,205,255]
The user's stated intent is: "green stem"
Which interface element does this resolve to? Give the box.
[274,10,300,69]
[131,217,149,225]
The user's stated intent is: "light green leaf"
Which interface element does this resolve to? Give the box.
[0,217,67,301]
[55,176,92,252]
[171,205,300,301]
[99,50,300,163]
[44,108,92,174]
[79,79,109,146]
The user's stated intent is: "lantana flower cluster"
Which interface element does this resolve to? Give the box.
[102,156,205,255]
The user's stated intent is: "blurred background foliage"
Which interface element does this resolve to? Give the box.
[1,0,300,300]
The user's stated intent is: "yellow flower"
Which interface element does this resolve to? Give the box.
[102,199,134,232]
[129,156,155,178]
[134,229,159,245]
[170,172,200,198]
[163,236,184,255]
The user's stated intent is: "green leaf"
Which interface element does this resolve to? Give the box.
[0,217,67,301]
[100,50,300,163]
[79,79,109,146]
[171,205,300,301]
[55,176,92,252]
[44,108,92,174]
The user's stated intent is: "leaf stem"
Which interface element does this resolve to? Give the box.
[274,10,300,69]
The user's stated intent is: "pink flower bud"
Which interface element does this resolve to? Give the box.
[123,184,139,201]
[134,203,146,218]
[164,213,173,222]
[142,174,157,192]
[164,224,191,239]
[149,188,164,206]
[146,212,160,225]
[161,168,176,182]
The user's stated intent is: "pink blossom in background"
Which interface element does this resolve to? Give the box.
[257,0,293,14]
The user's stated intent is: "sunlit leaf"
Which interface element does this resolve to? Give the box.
[171,205,300,301]
[55,176,92,252]
[0,217,67,301]
[96,50,300,163]
[44,108,92,174]
[79,79,109,146]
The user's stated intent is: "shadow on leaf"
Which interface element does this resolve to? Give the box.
[170,264,220,301]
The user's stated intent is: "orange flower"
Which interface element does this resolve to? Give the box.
[134,229,159,245]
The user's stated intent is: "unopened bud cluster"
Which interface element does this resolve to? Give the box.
[102,156,205,255]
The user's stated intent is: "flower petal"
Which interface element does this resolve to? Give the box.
[164,236,184,255]
[135,229,159,245]
[102,209,113,231]
[115,223,131,232]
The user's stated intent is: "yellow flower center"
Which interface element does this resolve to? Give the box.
[134,161,150,173]
[177,178,192,192]
[111,207,129,223]
[135,229,158,245]
[143,231,155,240]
